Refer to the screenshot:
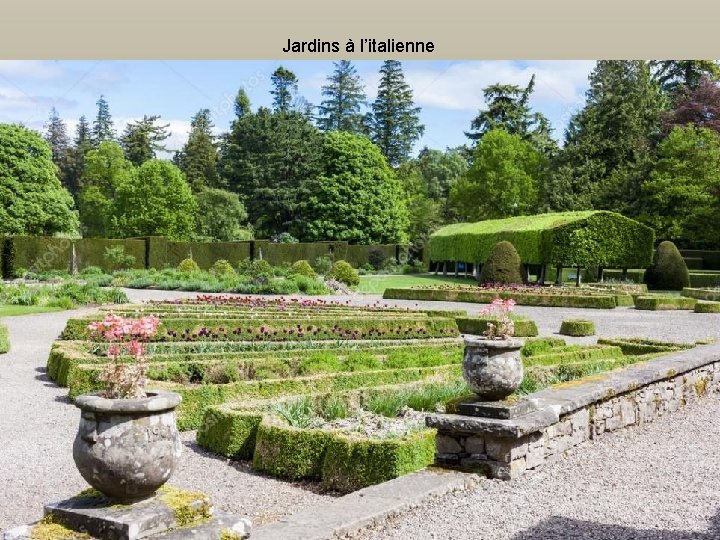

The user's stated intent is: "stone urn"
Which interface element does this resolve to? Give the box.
[73,391,183,502]
[462,336,524,401]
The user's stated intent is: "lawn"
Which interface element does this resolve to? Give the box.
[0,305,65,317]
[356,273,477,294]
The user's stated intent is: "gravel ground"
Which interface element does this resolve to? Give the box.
[347,394,720,540]
[2,288,720,535]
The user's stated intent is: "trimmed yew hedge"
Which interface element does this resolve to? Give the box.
[683,288,720,301]
[559,319,596,337]
[428,211,654,268]
[634,296,696,311]
[456,317,538,337]
[694,301,720,314]
[74,238,146,271]
[383,287,620,309]
[596,337,694,355]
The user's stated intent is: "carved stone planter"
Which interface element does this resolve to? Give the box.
[73,391,183,503]
[462,337,524,400]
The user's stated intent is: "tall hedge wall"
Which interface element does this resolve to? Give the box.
[260,242,339,266]
[165,241,252,269]
[345,244,397,267]
[680,250,720,270]
[8,236,72,274]
[429,211,654,268]
[74,238,146,271]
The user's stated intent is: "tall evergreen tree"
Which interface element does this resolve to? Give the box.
[270,66,298,113]
[369,60,424,167]
[43,107,70,164]
[174,108,220,191]
[318,60,367,133]
[63,115,93,198]
[92,95,115,144]
[234,88,251,118]
[120,115,171,166]
[466,76,556,154]
[546,61,667,216]
[651,60,720,95]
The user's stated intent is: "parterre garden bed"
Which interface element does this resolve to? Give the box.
[46,296,695,493]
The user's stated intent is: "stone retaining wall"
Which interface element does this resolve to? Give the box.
[428,343,720,480]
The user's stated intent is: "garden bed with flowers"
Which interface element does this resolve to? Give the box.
[46,295,697,492]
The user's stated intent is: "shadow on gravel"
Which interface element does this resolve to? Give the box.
[511,511,720,540]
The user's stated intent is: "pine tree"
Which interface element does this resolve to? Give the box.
[92,95,115,144]
[369,61,424,167]
[270,66,298,113]
[174,108,220,192]
[465,76,556,154]
[318,60,367,133]
[64,115,93,198]
[651,60,720,95]
[44,107,70,163]
[234,88,251,118]
[120,115,171,166]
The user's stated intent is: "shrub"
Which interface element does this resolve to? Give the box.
[79,266,105,277]
[634,295,696,311]
[289,260,316,278]
[271,232,299,244]
[559,319,596,337]
[327,260,359,286]
[104,245,136,271]
[368,248,386,270]
[178,258,200,273]
[210,259,236,278]
[694,301,720,313]
[0,324,9,354]
[313,256,333,275]
[478,241,523,285]
[1,239,16,279]
[644,241,690,291]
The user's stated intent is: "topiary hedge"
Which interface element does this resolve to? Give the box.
[694,301,720,314]
[4,236,72,275]
[633,295,696,311]
[644,241,690,291]
[688,272,720,288]
[74,238,145,271]
[478,241,523,285]
[596,337,694,355]
[558,319,596,337]
[456,316,538,337]
[682,288,720,301]
[429,211,654,268]
[0,324,9,354]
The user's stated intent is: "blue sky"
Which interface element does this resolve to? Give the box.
[0,60,596,156]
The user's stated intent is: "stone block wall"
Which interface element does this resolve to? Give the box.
[431,349,720,480]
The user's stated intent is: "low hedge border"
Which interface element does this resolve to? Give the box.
[596,337,694,355]
[456,317,538,337]
[523,345,623,367]
[383,288,619,309]
[682,288,720,302]
[0,324,9,354]
[634,296,696,311]
[604,270,720,288]
[60,315,460,342]
[559,319,596,337]
[694,301,720,314]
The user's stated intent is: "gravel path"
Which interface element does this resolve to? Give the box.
[2,289,720,535]
[347,394,720,540]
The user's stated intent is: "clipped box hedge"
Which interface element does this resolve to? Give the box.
[0,324,9,354]
[428,211,654,268]
[634,296,696,311]
[456,317,538,337]
[694,301,720,314]
[559,319,596,337]
[682,288,720,301]
[383,287,619,309]
[596,337,694,355]
[688,272,720,288]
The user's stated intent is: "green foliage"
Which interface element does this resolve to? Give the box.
[271,397,314,428]
[104,245,136,271]
[429,211,654,268]
[0,124,79,236]
[313,255,333,275]
[318,60,367,134]
[644,241,690,291]
[174,109,220,191]
[270,66,299,113]
[596,337,694,355]
[0,324,9,354]
[196,407,263,459]
[450,129,545,222]
[289,260,316,278]
[194,188,250,242]
[92,95,115,144]
[694,301,720,313]
[558,319,596,337]
[209,259,236,278]
[456,317,538,337]
[642,126,720,247]
[119,114,171,166]
[651,60,720,95]
[634,295,696,310]
[178,258,200,273]
[478,241,523,285]
[368,60,424,166]
[327,260,360,286]
[111,160,197,240]
[296,132,409,244]
[682,287,720,301]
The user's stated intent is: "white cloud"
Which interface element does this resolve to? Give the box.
[0,60,66,81]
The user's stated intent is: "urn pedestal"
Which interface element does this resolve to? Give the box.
[462,337,524,401]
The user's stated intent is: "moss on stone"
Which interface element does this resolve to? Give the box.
[158,486,213,527]
[220,529,245,540]
[693,379,708,396]
[30,516,92,540]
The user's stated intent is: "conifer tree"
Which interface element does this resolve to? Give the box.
[120,115,171,166]
[174,108,220,191]
[651,60,720,95]
[92,95,115,144]
[318,60,367,133]
[270,66,298,113]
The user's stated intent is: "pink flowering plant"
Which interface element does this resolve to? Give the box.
[87,313,161,399]
[479,298,516,340]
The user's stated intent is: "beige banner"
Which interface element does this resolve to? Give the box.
[3,1,720,59]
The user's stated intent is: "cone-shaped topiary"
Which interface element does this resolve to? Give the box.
[643,241,690,291]
[478,241,523,285]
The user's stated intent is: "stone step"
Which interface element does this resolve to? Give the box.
[152,512,250,540]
